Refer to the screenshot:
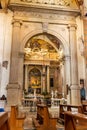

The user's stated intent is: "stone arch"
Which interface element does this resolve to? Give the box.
[29,66,42,74]
[20,29,70,96]
[20,29,69,56]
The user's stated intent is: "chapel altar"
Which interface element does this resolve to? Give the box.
[6,0,81,105]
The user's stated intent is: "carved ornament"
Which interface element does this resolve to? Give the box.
[20,0,70,6]
[14,11,75,21]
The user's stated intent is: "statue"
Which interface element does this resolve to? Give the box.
[54,90,58,98]
[51,90,54,98]
[0,0,9,12]
[56,0,70,6]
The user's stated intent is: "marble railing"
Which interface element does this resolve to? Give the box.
[21,98,37,111]
[21,97,67,109]
[51,98,67,107]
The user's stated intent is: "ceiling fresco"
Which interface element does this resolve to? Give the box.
[24,33,64,62]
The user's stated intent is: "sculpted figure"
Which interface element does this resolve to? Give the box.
[56,0,70,6]
[0,0,9,12]
[2,0,9,8]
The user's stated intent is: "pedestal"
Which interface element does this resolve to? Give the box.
[6,83,20,106]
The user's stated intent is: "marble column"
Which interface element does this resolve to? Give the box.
[83,0,87,96]
[25,65,28,91]
[47,66,50,93]
[64,55,71,97]
[18,52,24,105]
[42,66,46,92]
[7,20,22,106]
[68,24,81,105]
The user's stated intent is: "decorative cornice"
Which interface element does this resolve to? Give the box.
[8,0,80,17]
[20,0,70,7]
[14,11,75,20]
[13,11,78,26]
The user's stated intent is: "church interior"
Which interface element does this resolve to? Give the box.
[0,0,87,130]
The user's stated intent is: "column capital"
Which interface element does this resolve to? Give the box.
[67,24,77,30]
[12,19,22,27]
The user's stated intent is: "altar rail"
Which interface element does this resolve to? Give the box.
[22,97,67,108]
[21,98,37,112]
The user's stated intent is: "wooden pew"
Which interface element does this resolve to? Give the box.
[82,100,87,114]
[33,104,57,130]
[0,112,10,130]
[9,105,26,130]
[59,104,83,124]
[65,111,87,130]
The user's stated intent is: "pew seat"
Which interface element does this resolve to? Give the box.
[33,104,57,130]
[65,111,87,130]
[9,105,26,130]
[59,104,83,124]
[82,100,87,114]
[0,112,9,130]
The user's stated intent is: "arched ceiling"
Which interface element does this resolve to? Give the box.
[24,33,64,63]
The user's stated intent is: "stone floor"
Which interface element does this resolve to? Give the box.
[22,107,64,130]
[1,100,65,129]
[5,106,64,130]
[23,112,36,130]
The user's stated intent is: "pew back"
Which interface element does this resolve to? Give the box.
[65,111,87,130]
[33,104,57,130]
[82,100,87,114]
[0,112,9,130]
[9,105,26,130]
[59,104,83,124]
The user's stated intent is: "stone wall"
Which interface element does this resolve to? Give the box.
[0,10,13,97]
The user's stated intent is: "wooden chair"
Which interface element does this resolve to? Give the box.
[65,111,87,130]
[0,112,10,130]
[9,105,26,130]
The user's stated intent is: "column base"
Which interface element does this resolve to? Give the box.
[70,85,81,105]
[6,83,20,106]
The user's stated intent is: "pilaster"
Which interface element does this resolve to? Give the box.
[25,65,28,91]
[7,20,22,106]
[10,20,22,83]
[68,24,81,105]
[47,66,50,93]
[42,66,46,93]
[64,55,71,97]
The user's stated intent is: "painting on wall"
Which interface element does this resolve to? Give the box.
[29,67,41,89]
